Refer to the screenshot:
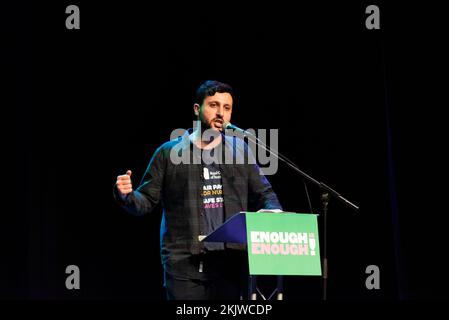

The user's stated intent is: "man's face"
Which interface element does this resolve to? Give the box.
[194,92,233,131]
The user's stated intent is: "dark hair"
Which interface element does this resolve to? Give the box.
[194,80,235,105]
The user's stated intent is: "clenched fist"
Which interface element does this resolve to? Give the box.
[116,170,133,199]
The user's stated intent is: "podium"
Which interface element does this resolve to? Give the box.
[202,211,322,300]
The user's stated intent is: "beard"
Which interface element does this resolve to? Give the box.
[199,115,224,132]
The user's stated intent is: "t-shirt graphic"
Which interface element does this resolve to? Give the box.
[202,164,225,251]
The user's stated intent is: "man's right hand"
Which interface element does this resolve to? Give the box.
[116,170,133,200]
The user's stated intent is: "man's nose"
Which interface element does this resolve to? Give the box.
[216,106,224,117]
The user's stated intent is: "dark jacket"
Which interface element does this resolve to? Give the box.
[114,130,282,278]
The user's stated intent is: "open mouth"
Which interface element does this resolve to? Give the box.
[213,119,223,127]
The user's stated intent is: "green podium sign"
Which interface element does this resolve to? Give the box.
[202,212,321,276]
[246,212,321,276]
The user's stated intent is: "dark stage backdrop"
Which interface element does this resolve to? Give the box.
[4,1,448,301]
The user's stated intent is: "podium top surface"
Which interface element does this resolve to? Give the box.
[201,211,317,244]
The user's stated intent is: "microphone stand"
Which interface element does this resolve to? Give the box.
[225,127,359,301]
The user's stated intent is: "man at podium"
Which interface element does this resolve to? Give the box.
[114,80,282,299]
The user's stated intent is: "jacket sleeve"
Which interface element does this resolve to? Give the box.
[113,145,165,216]
[246,143,282,210]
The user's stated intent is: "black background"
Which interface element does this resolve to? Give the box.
[3,0,448,302]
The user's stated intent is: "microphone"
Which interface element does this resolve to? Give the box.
[223,121,251,135]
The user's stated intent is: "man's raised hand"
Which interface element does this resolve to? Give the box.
[116,170,133,199]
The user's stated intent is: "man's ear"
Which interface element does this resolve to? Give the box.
[193,103,200,117]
